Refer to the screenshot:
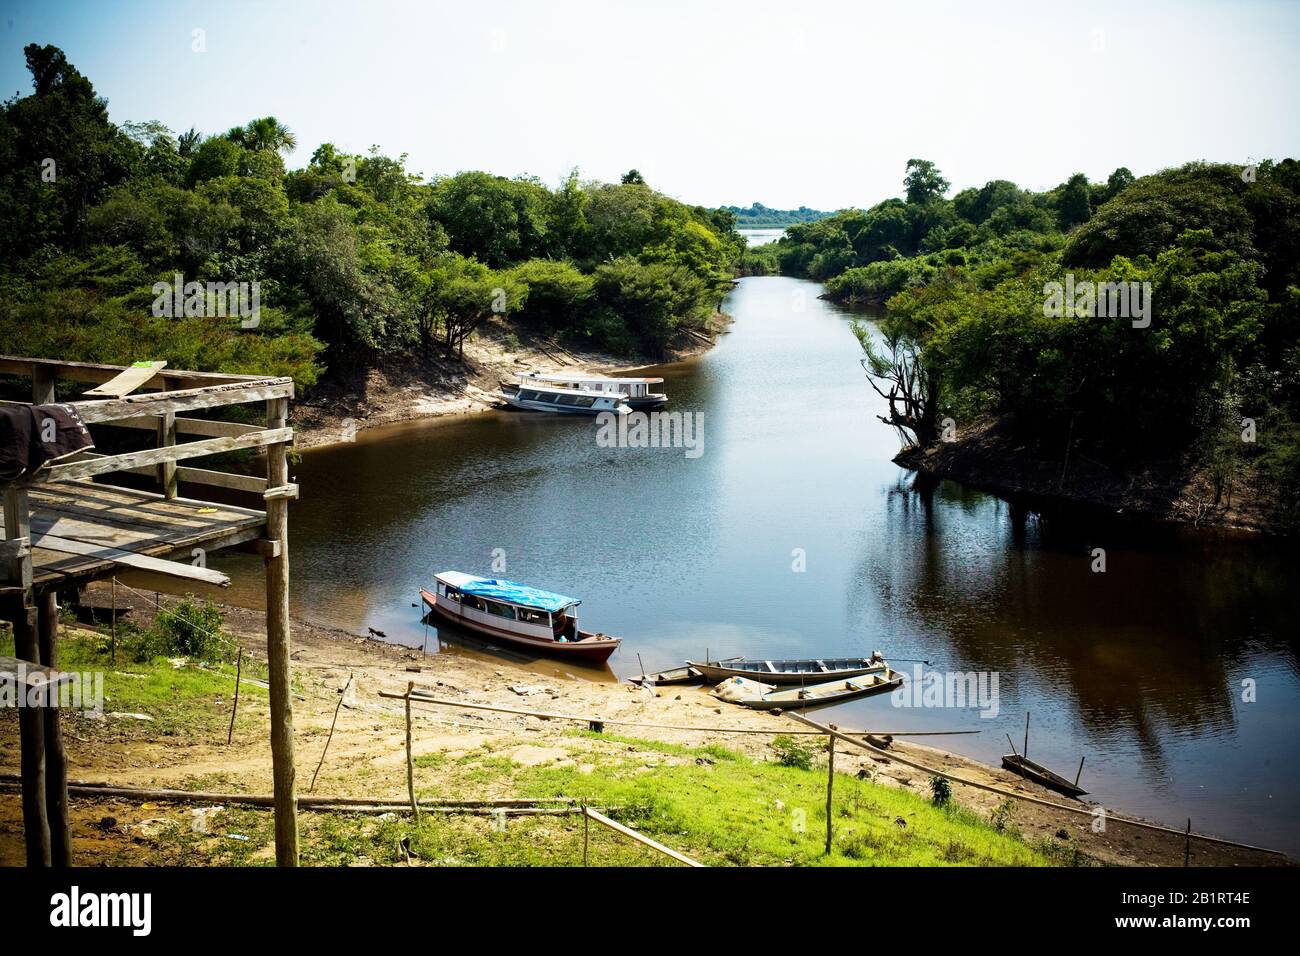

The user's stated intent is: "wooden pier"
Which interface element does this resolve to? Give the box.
[0,355,301,866]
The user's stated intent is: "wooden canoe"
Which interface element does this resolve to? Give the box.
[687,657,886,685]
[630,658,741,686]
[1000,754,1088,798]
[711,668,905,711]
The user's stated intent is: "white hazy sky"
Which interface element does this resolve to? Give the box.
[2,0,1298,210]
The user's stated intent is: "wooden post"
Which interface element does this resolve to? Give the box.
[4,486,48,866]
[1023,711,1030,760]
[37,592,70,866]
[110,577,117,662]
[263,396,298,866]
[583,803,590,866]
[405,681,419,820]
[825,730,835,856]
[226,646,243,745]
[32,365,55,405]
[156,410,177,499]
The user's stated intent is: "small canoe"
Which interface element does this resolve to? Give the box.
[1001,754,1088,798]
[630,657,741,686]
[686,656,886,685]
[711,667,905,711]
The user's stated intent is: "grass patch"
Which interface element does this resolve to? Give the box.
[0,625,266,740]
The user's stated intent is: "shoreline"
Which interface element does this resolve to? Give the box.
[2,586,1286,868]
[291,314,730,451]
[894,417,1289,538]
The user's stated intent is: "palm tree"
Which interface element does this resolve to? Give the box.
[177,127,200,157]
[227,116,297,154]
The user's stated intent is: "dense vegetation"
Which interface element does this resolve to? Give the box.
[0,45,743,390]
[760,158,1300,526]
[722,201,833,228]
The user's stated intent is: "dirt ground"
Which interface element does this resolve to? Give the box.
[0,590,1289,867]
[290,314,726,450]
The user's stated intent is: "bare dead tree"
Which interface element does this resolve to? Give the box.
[855,321,938,448]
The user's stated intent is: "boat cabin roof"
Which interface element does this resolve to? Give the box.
[435,571,581,612]
[522,372,664,385]
[511,381,617,398]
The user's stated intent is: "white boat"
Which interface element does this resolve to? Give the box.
[500,379,629,415]
[420,571,622,663]
[515,372,668,410]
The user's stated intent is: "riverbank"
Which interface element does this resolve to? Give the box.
[895,417,1288,536]
[291,314,729,450]
[0,591,1288,867]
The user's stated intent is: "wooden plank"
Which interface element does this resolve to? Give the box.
[103,416,264,438]
[71,379,293,425]
[82,361,168,398]
[0,355,268,389]
[31,427,293,484]
[0,654,77,692]
[176,467,267,494]
[582,808,704,867]
[31,532,231,587]
[0,537,30,564]
[36,479,265,520]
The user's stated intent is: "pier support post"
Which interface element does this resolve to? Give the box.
[264,396,299,866]
[5,486,49,866]
[37,592,70,866]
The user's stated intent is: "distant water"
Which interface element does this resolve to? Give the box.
[739,227,785,246]
[201,276,1300,855]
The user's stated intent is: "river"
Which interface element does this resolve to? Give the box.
[206,275,1300,855]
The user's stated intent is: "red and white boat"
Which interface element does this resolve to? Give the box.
[420,571,621,664]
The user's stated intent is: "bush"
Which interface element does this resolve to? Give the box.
[770,735,818,770]
[929,775,952,807]
[121,597,232,663]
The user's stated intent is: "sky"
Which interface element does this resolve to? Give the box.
[2,0,1298,211]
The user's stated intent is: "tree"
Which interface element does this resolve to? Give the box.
[1056,173,1092,230]
[621,168,646,185]
[227,116,297,153]
[426,254,525,360]
[903,159,950,205]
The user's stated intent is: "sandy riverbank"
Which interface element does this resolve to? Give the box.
[0,589,1289,867]
[290,315,729,450]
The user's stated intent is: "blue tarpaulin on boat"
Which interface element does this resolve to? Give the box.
[456,578,581,612]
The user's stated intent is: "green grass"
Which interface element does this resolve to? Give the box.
[131,730,1054,866]
[0,625,265,739]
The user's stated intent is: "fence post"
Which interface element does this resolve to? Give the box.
[825,728,836,856]
[406,682,419,820]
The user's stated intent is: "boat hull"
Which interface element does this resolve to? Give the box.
[715,668,905,711]
[502,394,616,415]
[1000,755,1088,798]
[689,658,886,685]
[420,590,620,663]
[625,395,669,410]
